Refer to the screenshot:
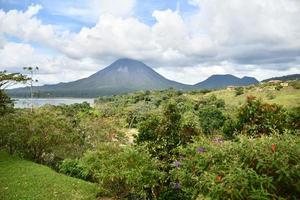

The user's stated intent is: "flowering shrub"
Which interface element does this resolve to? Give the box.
[172,133,300,199]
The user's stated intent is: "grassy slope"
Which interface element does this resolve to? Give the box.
[188,84,300,108]
[0,152,98,200]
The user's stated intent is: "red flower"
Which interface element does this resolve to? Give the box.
[216,175,222,181]
[271,144,276,153]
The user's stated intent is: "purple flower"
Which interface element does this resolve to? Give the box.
[174,160,181,168]
[174,182,181,189]
[197,147,205,153]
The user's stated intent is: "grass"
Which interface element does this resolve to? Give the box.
[0,151,99,200]
[187,84,300,109]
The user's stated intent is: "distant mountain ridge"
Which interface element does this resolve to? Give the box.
[195,74,259,89]
[7,58,259,97]
[262,74,300,82]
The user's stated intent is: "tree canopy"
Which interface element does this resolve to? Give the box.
[0,71,29,115]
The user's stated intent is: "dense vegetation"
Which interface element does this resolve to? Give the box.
[1,78,299,199]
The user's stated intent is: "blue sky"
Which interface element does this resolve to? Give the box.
[0,0,299,85]
[0,0,198,32]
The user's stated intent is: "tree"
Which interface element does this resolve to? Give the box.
[23,66,39,112]
[136,100,199,198]
[0,71,29,115]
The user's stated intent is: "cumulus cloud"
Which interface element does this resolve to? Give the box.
[0,4,67,50]
[0,0,300,84]
[0,42,98,85]
[188,0,300,65]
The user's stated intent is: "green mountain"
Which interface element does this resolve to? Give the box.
[7,58,192,97]
[7,58,259,97]
[262,74,300,82]
[195,74,259,89]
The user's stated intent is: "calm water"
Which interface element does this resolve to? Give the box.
[14,98,95,108]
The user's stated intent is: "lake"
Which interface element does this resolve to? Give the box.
[13,98,95,108]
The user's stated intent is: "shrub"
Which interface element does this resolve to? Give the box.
[0,108,82,165]
[290,80,300,89]
[0,90,14,115]
[236,96,287,136]
[235,87,244,96]
[275,84,283,91]
[287,106,300,130]
[59,158,89,180]
[79,144,162,199]
[173,133,300,200]
[198,106,225,134]
[195,95,225,109]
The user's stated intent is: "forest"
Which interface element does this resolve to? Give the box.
[0,71,300,200]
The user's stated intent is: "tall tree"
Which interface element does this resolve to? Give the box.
[23,66,39,112]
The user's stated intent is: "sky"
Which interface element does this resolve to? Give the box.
[0,0,300,85]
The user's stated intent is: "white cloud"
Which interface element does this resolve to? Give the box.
[0,4,66,50]
[0,1,300,85]
[0,42,97,85]
[47,0,136,23]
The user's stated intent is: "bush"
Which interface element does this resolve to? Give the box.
[0,90,13,115]
[198,106,225,134]
[287,106,300,130]
[275,84,283,91]
[235,87,244,96]
[0,108,82,165]
[59,158,89,180]
[236,96,287,136]
[79,144,162,199]
[290,80,300,89]
[173,133,300,199]
[195,95,225,109]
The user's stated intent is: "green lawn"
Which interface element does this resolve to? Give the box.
[188,84,300,109]
[0,151,99,200]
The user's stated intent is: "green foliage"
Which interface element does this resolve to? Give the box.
[173,133,300,200]
[236,96,287,136]
[0,109,83,165]
[287,106,300,130]
[222,118,237,138]
[290,80,300,89]
[234,87,244,96]
[198,106,225,134]
[136,100,200,160]
[0,71,29,115]
[0,90,14,115]
[0,71,29,88]
[136,101,183,160]
[275,84,283,91]
[77,144,163,199]
[135,100,203,198]
[2,85,300,200]
[266,91,275,100]
[59,158,89,180]
[195,95,225,109]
